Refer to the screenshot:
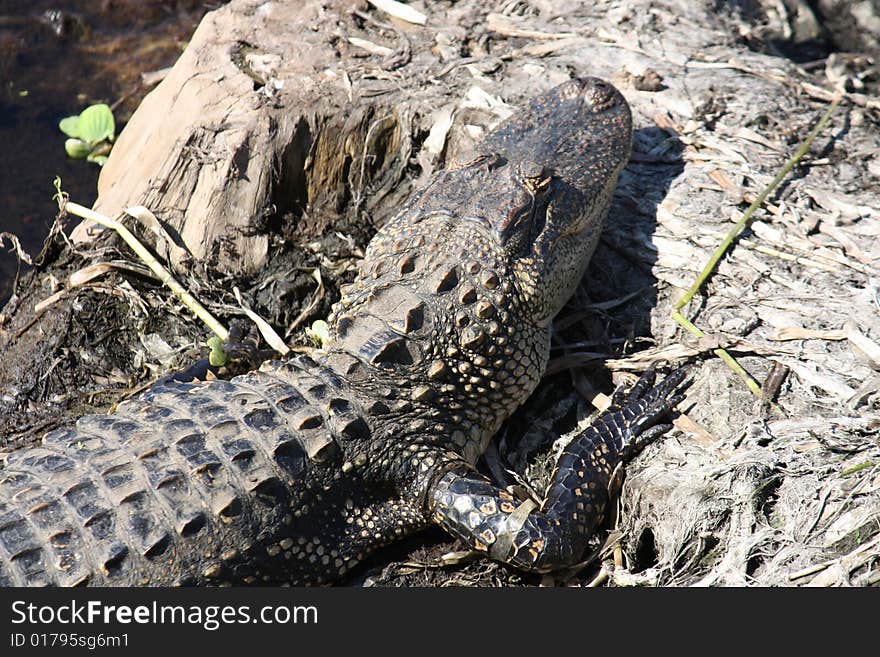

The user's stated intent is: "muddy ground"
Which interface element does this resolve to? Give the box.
[1,0,879,587]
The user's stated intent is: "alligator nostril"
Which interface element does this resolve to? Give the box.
[584,80,616,111]
[558,77,588,99]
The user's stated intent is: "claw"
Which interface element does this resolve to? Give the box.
[648,365,691,400]
[614,365,690,458]
[622,362,658,404]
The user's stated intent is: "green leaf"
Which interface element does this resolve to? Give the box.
[64,138,90,159]
[59,116,80,138]
[306,319,331,347]
[86,153,109,166]
[207,336,228,367]
[77,103,115,144]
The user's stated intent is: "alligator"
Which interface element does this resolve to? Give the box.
[0,77,685,586]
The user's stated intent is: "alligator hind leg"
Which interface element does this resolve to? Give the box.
[427,366,688,574]
[283,495,429,585]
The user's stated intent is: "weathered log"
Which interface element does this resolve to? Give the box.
[76,0,428,275]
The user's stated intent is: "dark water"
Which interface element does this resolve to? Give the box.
[0,0,220,300]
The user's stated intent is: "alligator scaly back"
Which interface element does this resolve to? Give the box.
[0,78,684,586]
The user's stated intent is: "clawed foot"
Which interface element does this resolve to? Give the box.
[599,363,691,460]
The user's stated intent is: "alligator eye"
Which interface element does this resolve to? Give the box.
[520,161,545,179]
[517,161,552,196]
[491,183,534,253]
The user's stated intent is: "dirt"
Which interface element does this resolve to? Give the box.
[0,212,348,448]
[1,0,879,587]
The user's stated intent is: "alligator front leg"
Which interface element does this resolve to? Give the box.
[427,366,688,573]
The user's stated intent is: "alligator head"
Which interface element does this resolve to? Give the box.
[483,77,633,326]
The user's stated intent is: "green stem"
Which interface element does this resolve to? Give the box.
[672,95,841,395]
[672,311,762,395]
[675,95,841,312]
[56,190,229,342]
